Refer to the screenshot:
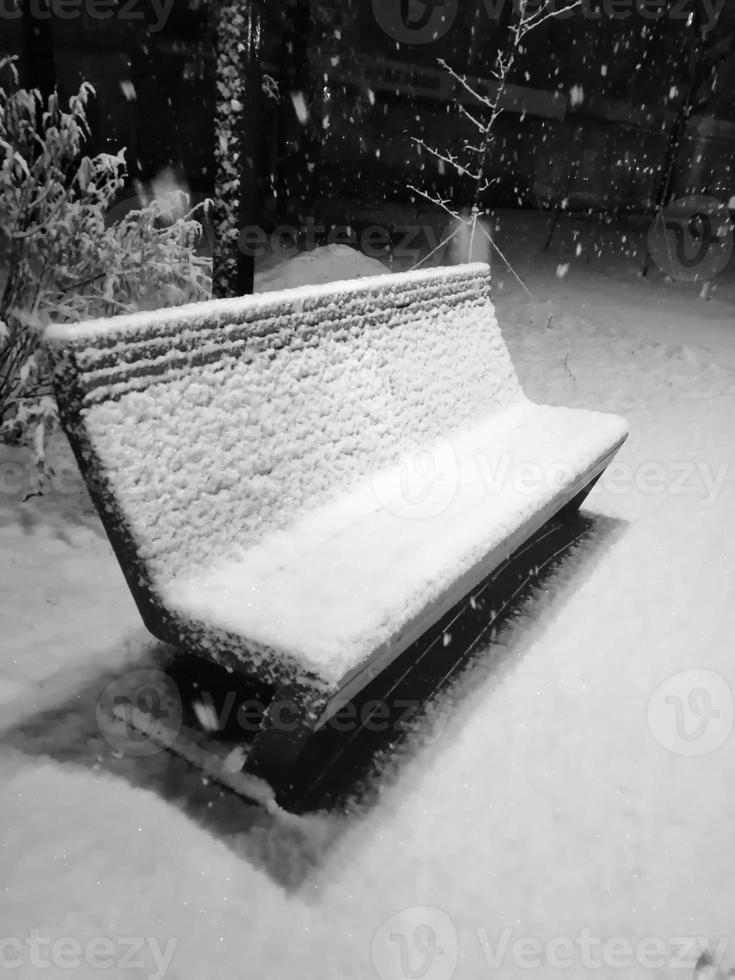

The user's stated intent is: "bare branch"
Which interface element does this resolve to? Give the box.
[406,185,460,222]
[521,0,582,35]
[412,0,582,248]
[457,104,488,132]
[411,137,485,182]
[438,58,498,110]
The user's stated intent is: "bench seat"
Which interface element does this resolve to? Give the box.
[162,400,626,701]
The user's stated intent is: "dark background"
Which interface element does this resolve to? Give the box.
[2,0,734,226]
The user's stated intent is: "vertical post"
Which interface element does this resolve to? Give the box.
[213,0,264,298]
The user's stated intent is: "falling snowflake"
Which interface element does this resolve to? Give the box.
[290,91,309,125]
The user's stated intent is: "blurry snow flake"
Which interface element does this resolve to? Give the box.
[556,263,570,279]
[119,80,137,101]
[647,195,733,283]
[647,669,733,757]
[96,669,183,758]
[193,698,220,732]
[569,85,584,107]
[290,91,309,125]
[224,745,248,774]
[372,906,458,980]
[370,436,460,520]
[371,0,458,45]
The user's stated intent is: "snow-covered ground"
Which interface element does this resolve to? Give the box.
[1,212,734,980]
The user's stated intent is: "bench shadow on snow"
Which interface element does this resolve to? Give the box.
[4,511,626,891]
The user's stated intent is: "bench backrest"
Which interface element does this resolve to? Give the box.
[46,263,522,591]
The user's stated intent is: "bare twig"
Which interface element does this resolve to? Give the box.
[410,0,581,268]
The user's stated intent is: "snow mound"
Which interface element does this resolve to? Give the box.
[255,244,389,292]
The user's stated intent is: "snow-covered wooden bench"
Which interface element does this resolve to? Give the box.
[46,263,627,790]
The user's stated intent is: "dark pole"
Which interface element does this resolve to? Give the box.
[212,0,264,298]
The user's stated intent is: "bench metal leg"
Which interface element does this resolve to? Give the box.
[246,684,329,796]
[557,473,602,522]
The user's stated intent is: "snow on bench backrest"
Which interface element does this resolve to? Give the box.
[46,263,522,588]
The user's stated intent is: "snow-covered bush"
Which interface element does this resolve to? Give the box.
[0,57,211,469]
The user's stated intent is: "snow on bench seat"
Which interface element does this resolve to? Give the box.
[46,262,627,732]
[163,400,626,697]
